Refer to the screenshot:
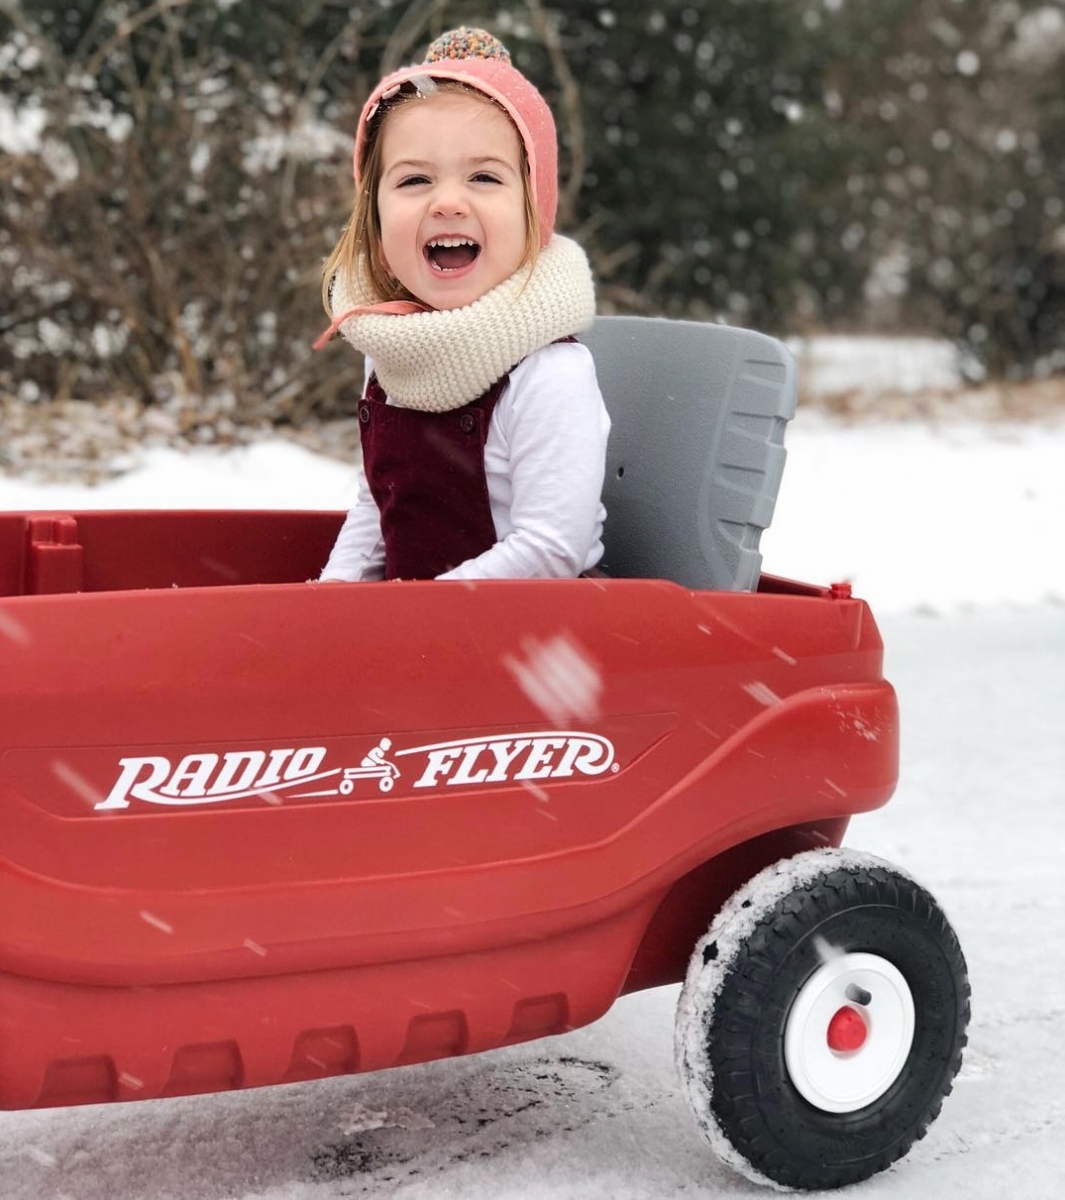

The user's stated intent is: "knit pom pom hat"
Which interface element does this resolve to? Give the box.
[353,27,558,247]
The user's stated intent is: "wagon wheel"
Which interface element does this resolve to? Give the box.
[675,848,970,1191]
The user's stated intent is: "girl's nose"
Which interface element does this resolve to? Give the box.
[431,183,469,217]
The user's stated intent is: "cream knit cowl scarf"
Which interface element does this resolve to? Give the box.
[326,234,596,413]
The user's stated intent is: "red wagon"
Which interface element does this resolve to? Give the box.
[0,317,968,1190]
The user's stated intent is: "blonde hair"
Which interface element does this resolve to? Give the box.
[322,80,540,313]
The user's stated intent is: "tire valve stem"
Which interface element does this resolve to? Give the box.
[846,983,873,1007]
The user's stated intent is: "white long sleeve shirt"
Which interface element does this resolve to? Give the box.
[320,340,610,582]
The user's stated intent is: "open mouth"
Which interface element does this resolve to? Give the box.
[424,237,481,272]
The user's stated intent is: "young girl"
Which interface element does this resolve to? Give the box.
[314,27,609,582]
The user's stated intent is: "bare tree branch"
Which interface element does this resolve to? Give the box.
[379,0,450,75]
[82,0,196,78]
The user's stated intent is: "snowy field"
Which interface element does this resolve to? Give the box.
[0,413,1063,1198]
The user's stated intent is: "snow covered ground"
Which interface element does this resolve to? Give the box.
[0,414,1063,1198]
[787,335,963,397]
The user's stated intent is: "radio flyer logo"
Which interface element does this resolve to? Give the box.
[95,731,617,811]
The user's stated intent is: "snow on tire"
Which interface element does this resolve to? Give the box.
[675,847,970,1191]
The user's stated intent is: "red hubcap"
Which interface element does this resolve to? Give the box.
[827,1005,868,1052]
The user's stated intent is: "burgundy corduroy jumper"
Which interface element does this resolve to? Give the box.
[358,373,508,580]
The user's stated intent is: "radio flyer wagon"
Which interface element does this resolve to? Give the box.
[0,316,969,1190]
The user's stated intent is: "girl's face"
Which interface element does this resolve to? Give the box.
[375,91,529,311]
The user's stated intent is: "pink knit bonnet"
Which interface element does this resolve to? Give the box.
[353,27,559,247]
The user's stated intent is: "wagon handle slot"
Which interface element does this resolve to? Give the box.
[27,515,84,595]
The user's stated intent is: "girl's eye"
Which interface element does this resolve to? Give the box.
[397,174,430,188]
[471,172,502,184]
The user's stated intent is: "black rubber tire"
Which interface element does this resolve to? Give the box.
[676,849,970,1191]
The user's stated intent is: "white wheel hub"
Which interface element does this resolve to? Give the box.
[784,951,915,1113]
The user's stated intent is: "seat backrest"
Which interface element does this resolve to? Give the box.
[580,315,796,591]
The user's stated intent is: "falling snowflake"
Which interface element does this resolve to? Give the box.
[503,632,603,725]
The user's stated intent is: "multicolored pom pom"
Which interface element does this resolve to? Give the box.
[425,27,512,66]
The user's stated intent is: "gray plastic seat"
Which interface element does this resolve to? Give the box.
[580,316,796,591]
